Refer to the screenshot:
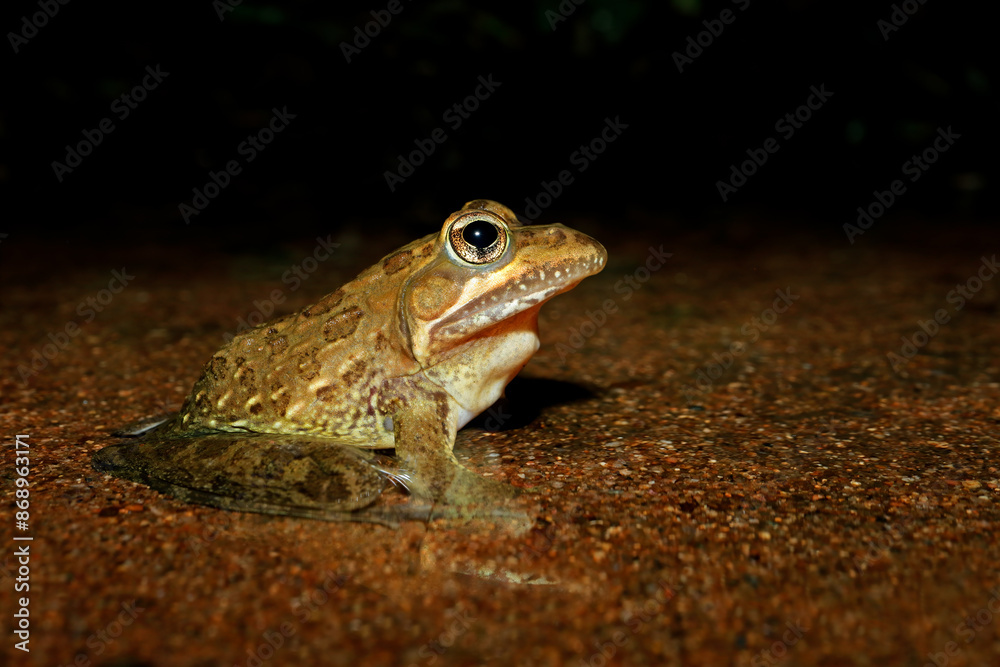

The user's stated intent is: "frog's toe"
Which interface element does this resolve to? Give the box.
[110,414,174,437]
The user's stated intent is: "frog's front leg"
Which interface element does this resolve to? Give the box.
[386,379,520,505]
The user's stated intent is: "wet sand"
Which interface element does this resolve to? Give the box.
[2,216,999,666]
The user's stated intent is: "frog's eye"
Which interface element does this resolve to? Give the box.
[449,214,508,265]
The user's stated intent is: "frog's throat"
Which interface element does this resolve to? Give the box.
[416,312,543,431]
[413,369,502,432]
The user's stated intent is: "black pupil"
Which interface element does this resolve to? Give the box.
[462,220,499,249]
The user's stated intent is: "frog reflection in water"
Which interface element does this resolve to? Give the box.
[94,200,607,522]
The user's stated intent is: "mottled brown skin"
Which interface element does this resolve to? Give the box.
[94,200,607,522]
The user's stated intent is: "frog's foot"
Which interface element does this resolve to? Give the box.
[386,386,533,511]
[389,411,526,511]
[93,432,400,524]
[454,465,525,502]
[395,464,522,505]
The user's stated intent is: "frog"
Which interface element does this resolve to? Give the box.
[93,199,607,523]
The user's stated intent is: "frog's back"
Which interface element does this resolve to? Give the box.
[171,239,434,443]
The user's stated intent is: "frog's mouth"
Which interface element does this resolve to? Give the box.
[406,223,607,363]
[436,276,582,339]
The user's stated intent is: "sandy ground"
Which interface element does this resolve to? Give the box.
[2,216,999,666]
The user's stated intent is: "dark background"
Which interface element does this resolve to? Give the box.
[1,0,995,248]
